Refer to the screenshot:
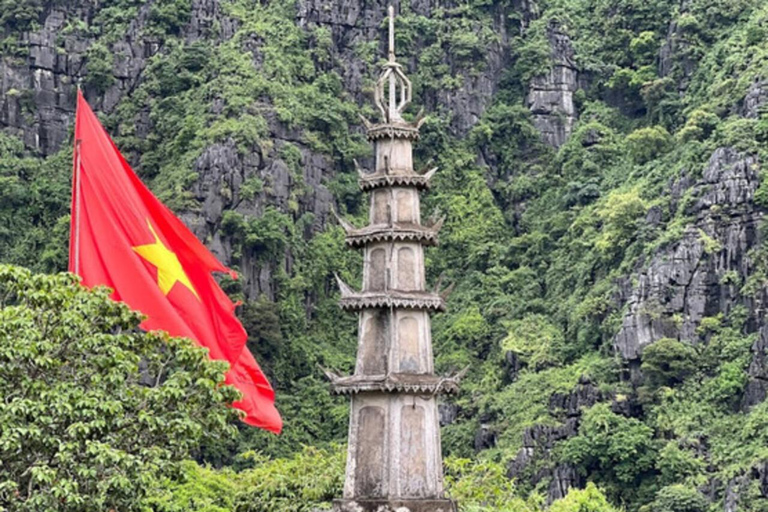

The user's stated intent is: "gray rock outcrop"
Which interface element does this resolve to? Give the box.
[526,20,579,148]
[508,377,604,503]
[614,147,760,362]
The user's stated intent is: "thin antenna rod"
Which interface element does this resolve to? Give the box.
[388,5,395,62]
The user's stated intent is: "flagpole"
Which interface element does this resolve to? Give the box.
[73,137,82,275]
[73,82,83,275]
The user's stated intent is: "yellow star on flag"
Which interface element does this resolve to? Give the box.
[133,220,199,300]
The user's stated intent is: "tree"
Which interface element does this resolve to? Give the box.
[641,338,698,389]
[0,265,240,511]
[442,457,539,512]
[625,126,672,164]
[501,314,565,370]
[549,483,620,512]
[559,404,657,493]
[650,485,707,512]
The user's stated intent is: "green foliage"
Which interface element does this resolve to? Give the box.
[146,446,344,512]
[146,461,239,512]
[222,207,294,262]
[501,314,565,369]
[559,404,657,501]
[648,485,707,512]
[147,0,192,35]
[625,126,672,164]
[512,17,555,84]
[232,447,344,512]
[4,0,768,510]
[84,41,115,95]
[0,265,239,511]
[629,31,659,65]
[443,458,541,511]
[677,110,719,143]
[556,120,622,179]
[641,338,698,389]
[0,133,70,273]
[549,483,621,512]
[491,355,616,454]
[593,188,648,258]
[0,0,42,33]
[655,443,706,486]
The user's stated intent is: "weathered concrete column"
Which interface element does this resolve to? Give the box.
[328,7,460,512]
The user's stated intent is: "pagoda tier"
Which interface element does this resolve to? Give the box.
[362,119,422,142]
[335,275,447,312]
[357,168,437,192]
[337,218,444,248]
[324,371,465,396]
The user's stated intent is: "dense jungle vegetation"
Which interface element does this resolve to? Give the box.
[2,0,768,510]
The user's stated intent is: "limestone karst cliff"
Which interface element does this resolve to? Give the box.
[2,0,768,510]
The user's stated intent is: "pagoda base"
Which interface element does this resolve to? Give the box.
[332,498,457,512]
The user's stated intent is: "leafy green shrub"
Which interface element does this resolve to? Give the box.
[556,121,622,178]
[0,0,42,33]
[501,314,565,369]
[0,133,70,272]
[147,0,192,35]
[608,66,658,115]
[549,483,620,512]
[626,126,673,164]
[512,16,554,84]
[240,296,283,367]
[146,461,239,512]
[0,265,239,511]
[641,338,698,389]
[559,404,657,491]
[147,446,344,512]
[650,485,707,512]
[594,188,648,257]
[443,458,539,511]
[630,31,659,65]
[656,443,706,485]
[232,446,344,512]
[84,41,115,95]
[563,178,601,207]
[677,110,720,142]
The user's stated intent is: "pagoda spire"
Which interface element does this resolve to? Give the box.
[331,7,459,512]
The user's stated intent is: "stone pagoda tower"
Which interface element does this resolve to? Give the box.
[327,7,461,512]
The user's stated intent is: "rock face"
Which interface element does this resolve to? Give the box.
[741,79,768,119]
[1,0,512,301]
[745,324,768,408]
[526,20,579,148]
[2,8,80,153]
[296,0,510,137]
[614,147,761,363]
[610,146,768,507]
[508,377,604,503]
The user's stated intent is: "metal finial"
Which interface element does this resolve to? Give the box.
[374,5,412,123]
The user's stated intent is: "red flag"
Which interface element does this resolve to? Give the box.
[69,90,282,433]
